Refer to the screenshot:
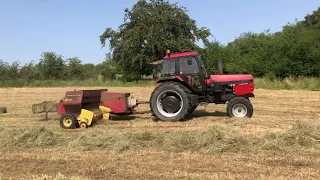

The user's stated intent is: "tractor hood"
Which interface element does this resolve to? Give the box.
[206,74,253,84]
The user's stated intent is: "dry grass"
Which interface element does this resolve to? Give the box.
[0,87,320,179]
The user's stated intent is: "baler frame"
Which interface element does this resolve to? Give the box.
[56,88,150,129]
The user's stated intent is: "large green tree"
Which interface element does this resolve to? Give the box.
[65,57,83,80]
[303,7,320,27]
[203,6,320,78]
[100,0,211,81]
[37,52,66,80]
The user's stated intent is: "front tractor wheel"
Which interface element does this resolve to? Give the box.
[227,97,253,118]
[150,82,192,121]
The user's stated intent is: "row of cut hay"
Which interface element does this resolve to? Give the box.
[1,121,318,153]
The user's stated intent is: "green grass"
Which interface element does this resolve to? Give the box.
[254,77,320,91]
[0,77,319,90]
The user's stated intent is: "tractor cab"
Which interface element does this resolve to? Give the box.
[157,51,208,93]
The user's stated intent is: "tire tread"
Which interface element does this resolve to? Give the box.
[227,97,253,118]
[150,81,193,121]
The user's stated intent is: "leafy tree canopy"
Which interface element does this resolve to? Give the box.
[100,0,211,81]
[303,7,320,26]
[37,52,65,80]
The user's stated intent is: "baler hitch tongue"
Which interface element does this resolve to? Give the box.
[137,101,150,105]
[127,96,149,108]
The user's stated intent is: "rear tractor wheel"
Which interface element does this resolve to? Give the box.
[150,82,193,121]
[227,97,253,118]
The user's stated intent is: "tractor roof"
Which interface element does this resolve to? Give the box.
[164,52,198,59]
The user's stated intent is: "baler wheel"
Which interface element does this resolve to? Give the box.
[79,122,88,129]
[226,97,253,118]
[60,113,77,129]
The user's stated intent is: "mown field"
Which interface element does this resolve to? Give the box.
[0,87,319,180]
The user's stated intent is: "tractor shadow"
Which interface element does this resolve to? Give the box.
[186,110,227,121]
[109,115,136,121]
[36,113,60,121]
[107,110,227,122]
[37,111,227,122]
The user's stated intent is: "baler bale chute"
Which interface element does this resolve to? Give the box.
[32,101,58,119]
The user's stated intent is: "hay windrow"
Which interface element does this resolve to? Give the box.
[0,127,57,149]
[0,121,319,154]
[164,125,251,153]
[260,121,320,151]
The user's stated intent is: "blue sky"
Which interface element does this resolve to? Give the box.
[0,0,319,65]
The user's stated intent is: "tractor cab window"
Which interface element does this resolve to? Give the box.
[161,59,176,75]
[179,56,199,74]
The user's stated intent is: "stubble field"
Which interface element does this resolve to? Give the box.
[0,86,319,180]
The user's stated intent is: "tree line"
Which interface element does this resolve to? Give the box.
[0,52,118,81]
[202,14,320,78]
[1,0,319,82]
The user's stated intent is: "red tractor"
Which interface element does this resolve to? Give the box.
[149,51,255,121]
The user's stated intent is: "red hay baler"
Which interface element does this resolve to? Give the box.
[57,89,149,129]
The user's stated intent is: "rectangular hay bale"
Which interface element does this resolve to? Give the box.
[32,101,57,114]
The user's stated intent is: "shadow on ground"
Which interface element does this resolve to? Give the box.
[108,110,227,122]
[191,110,227,118]
[36,110,227,122]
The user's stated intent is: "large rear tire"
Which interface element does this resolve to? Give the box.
[150,82,193,121]
[226,97,253,118]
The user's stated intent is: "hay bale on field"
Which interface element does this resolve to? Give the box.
[0,107,7,114]
[32,101,57,114]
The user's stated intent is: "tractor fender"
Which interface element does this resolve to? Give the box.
[155,76,183,84]
[155,76,196,94]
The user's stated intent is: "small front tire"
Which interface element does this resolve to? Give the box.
[79,122,88,129]
[227,97,253,118]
